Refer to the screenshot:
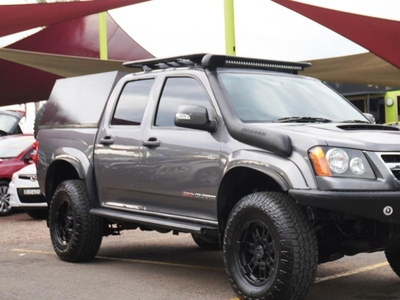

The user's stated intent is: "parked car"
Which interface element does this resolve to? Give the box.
[0,134,35,216]
[9,163,47,219]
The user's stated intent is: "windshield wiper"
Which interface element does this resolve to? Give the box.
[340,120,370,124]
[277,116,332,123]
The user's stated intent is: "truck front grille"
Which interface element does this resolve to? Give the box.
[381,154,400,180]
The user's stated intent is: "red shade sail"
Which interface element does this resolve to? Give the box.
[0,12,153,106]
[272,0,400,69]
[0,0,149,38]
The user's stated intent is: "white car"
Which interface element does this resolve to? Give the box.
[9,164,47,219]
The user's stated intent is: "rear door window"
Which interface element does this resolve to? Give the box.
[111,79,154,126]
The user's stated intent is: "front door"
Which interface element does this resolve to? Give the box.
[140,76,222,220]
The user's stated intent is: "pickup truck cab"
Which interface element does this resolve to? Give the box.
[36,54,400,300]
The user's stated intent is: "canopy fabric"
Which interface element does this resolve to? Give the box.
[2,48,399,92]
[0,0,148,38]
[272,0,400,69]
[0,12,153,106]
[0,48,139,77]
[302,52,400,87]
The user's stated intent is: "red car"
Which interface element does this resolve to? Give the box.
[0,134,35,216]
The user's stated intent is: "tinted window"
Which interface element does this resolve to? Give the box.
[155,77,212,127]
[111,79,154,126]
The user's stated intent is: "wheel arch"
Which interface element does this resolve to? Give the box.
[45,150,98,208]
[217,166,289,235]
[216,151,309,234]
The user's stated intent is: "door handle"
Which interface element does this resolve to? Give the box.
[143,138,160,148]
[100,136,114,145]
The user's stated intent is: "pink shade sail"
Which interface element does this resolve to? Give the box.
[0,0,149,38]
[272,0,400,69]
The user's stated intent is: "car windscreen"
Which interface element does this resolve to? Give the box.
[219,72,368,123]
[0,136,34,159]
[0,114,18,133]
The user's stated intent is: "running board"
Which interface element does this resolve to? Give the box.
[90,208,218,234]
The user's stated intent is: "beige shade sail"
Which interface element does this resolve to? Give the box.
[302,52,400,87]
[0,48,398,87]
[0,48,140,77]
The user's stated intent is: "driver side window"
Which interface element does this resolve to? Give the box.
[155,77,213,127]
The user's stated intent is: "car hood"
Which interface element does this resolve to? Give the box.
[14,163,36,175]
[270,123,400,152]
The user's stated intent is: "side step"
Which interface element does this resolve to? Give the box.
[91,208,218,234]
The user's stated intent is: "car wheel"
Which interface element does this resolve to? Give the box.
[191,233,220,250]
[0,181,11,216]
[224,192,318,300]
[385,250,400,277]
[26,209,48,220]
[49,180,103,262]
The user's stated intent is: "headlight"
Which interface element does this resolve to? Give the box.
[326,148,349,174]
[309,146,375,179]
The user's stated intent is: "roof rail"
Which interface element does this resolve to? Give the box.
[124,53,311,74]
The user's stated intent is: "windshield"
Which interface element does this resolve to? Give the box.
[0,136,34,159]
[219,72,368,123]
[0,114,18,132]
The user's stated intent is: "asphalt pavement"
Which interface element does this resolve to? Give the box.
[1,212,399,300]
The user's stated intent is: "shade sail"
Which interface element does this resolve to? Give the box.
[0,48,139,77]
[0,12,153,106]
[271,0,400,69]
[303,52,400,87]
[2,48,399,91]
[0,0,148,38]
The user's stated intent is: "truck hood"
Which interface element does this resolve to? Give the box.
[274,123,400,152]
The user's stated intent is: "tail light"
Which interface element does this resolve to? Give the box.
[32,141,39,165]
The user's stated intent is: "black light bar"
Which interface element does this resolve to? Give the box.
[124,53,311,74]
[201,54,310,73]
[124,53,205,69]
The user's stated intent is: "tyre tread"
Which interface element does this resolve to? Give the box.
[224,192,318,300]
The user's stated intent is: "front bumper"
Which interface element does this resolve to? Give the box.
[289,189,400,225]
[9,182,46,208]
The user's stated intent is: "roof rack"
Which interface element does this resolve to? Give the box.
[124,53,311,74]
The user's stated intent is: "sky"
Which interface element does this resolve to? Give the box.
[0,0,399,131]
[1,0,400,61]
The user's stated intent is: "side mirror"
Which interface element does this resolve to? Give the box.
[363,113,376,124]
[174,105,217,132]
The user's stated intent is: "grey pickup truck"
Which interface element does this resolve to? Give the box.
[36,54,400,300]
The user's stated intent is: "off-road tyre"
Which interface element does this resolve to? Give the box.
[223,192,318,300]
[49,180,103,262]
[191,233,220,250]
[385,250,400,277]
[26,209,48,220]
[0,180,11,216]
[33,102,47,139]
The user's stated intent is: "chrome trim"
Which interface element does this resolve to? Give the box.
[102,202,218,226]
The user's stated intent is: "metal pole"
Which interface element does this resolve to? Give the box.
[224,0,236,56]
[98,12,108,60]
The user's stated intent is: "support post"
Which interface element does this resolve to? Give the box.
[98,12,108,60]
[224,0,236,56]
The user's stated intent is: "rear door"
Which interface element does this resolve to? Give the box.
[94,77,155,210]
